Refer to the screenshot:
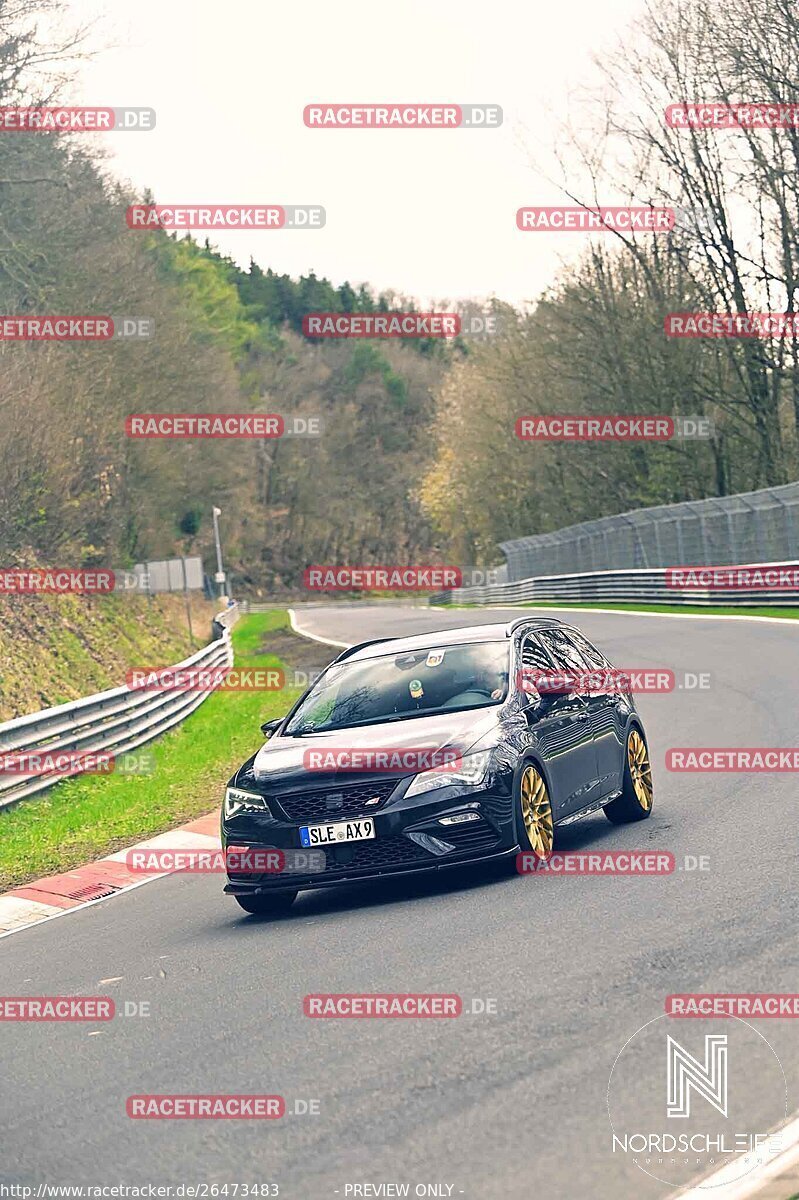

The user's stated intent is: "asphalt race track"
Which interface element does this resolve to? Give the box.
[3,604,798,1199]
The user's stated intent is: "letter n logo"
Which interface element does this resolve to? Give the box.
[666,1034,727,1118]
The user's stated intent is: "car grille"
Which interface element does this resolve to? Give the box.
[231,824,505,888]
[232,835,432,886]
[271,778,399,824]
[320,835,431,875]
[437,820,501,855]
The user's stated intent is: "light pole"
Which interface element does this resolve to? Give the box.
[212,505,229,603]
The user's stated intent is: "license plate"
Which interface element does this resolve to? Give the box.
[299,818,375,847]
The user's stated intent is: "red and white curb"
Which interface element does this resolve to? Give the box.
[0,812,219,939]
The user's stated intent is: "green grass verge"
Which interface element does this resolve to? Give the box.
[443,600,799,619]
[0,592,216,721]
[0,610,299,891]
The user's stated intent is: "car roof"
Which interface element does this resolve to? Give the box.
[339,616,568,663]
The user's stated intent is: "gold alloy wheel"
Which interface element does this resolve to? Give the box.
[627,729,653,811]
[520,764,554,859]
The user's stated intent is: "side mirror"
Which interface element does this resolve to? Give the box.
[260,717,284,738]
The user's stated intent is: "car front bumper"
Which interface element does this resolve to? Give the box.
[222,780,515,894]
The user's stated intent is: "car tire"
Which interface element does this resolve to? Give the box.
[515,760,555,859]
[234,890,298,917]
[604,727,653,824]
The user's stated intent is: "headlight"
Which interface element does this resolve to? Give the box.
[224,786,268,819]
[404,751,491,799]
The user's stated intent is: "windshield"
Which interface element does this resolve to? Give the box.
[284,641,510,735]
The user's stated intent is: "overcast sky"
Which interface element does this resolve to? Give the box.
[67,0,645,307]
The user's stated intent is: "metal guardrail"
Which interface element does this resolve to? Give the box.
[211,602,241,636]
[0,604,240,811]
[430,564,799,608]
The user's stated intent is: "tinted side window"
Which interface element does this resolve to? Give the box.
[539,629,586,674]
[565,630,609,671]
[520,634,555,672]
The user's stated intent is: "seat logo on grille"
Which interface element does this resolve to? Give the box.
[325,793,344,811]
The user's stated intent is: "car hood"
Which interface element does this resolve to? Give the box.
[251,706,500,786]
